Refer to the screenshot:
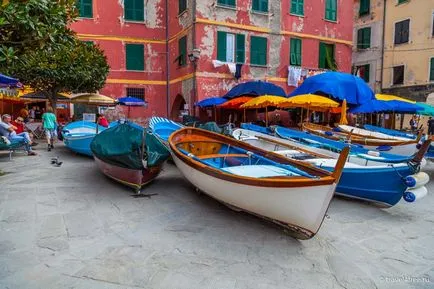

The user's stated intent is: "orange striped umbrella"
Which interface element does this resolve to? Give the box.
[218,96,254,109]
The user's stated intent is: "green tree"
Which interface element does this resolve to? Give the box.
[0,0,110,109]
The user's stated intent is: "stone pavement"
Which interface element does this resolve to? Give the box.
[0,143,433,289]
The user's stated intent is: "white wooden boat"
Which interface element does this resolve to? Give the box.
[168,127,349,239]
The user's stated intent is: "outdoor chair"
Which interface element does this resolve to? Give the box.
[0,137,26,160]
[26,122,44,139]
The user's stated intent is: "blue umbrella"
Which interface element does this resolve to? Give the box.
[117,96,147,106]
[350,100,423,114]
[385,100,423,113]
[223,81,286,99]
[0,73,20,87]
[195,97,227,108]
[289,72,375,105]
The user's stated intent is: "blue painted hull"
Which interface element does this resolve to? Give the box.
[63,134,94,156]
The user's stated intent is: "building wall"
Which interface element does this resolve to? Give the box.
[382,0,434,100]
[352,0,384,92]
[71,0,354,120]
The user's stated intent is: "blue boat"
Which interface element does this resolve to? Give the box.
[62,121,108,156]
[364,124,416,139]
[149,117,183,146]
[237,124,429,207]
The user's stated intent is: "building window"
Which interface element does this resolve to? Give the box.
[394,19,410,45]
[126,44,144,71]
[250,36,267,66]
[319,42,336,70]
[179,0,187,14]
[124,0,144,22]
[126,88,145,100]
[430,58,434,81]
[217,31,245,63]
[357,64,370,83]
[397,0,408,4]
[325,0,337,21]
[432,12,434,36]
[357,27,371,49]
[77,0,92,18]
[217,0,236,7]
[290,38,302,66]
[359,0,369,16]
[252,0,268,12]
[178,36,187,66]
[393,65,404,85]
[290,0,304,16]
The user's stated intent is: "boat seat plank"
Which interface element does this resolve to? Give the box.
[221,165,300,178]
[197,153,249,160]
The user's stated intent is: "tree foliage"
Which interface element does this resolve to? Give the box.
[0,0,110,108]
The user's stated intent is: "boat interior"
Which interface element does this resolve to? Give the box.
[175,139,320,179]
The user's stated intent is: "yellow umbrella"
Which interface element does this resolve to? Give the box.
[241,95,287,126]
[70,93,117,105]
[339,99,348,125]
[280,94,339,108]
[376,94,415,104]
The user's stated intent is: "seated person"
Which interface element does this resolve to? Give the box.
[12,117,25,134]
[0,114,37,156]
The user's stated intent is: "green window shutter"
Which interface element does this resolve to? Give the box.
[398,0,408,4]
[319,42,326,68]
[357,29,363,49]
[217,31,227,61]
[252,0,259,11]
[253,0,267,11]
[357,27,371,49]
[77,0,93,18]
[359,0,369,16]
[178,36,187,66]
[218,0,235,7]
[325,0,337,21]
[430,58,434,81]
[362,64,370,82]
[125,0,144,21]
[126,44,144,71]
[290,38,302,66]
[179,0,187,14]
[291,0,304,15]
[236,34,245,63]
[250,36,267,66]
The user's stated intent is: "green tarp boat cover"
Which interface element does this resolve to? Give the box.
[90,122,169,170]
[197,122,222,134]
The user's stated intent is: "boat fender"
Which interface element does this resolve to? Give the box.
[367,150,381,157]
[403,186,428,203]
[404,172,430,188]
[187,153,195,158]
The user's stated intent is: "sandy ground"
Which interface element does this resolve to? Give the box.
[0,143,433,289]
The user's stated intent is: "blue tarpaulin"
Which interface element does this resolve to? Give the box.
[289,72,375,105]
[196,97,227,108]
[350,100,423,113]
[118,97,147,106]
[0,73,19,87]
[223,81,286,99]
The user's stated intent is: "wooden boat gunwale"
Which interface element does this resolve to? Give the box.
[169,127,348,188]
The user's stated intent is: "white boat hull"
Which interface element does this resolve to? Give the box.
[171,152,337,238]
[364,143,417,156]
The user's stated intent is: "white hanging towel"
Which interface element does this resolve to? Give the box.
[227,63,236,75]
[212,60,226,68]
[287,66,302,87]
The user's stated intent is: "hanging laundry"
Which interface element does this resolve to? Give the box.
[235,64,243,79]
[287,66,302,87]
[227,63,236,75]
[212,60,226,68]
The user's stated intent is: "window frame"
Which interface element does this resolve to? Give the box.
[77,0,93,18]
[356,64,370,83]
[318,42,336,70]
[250,36,268,66]
[217,0,236,8]
[126,87,145,101]
[217,31,245,63]
[179,0,187,15]
[125,43,145,71]
[357,27,371,49]
[252,0,268,13]
[359,0,370,16]
[290,0,304,16]
[178,36,187,67]
[290,38,302,66]
[397,0,409,5]
[324,0,337,22]
[394,18,410,45]
[430,57,434,82]
[124,0,145,22]
[431,11,434,37]
[392,65,405,85]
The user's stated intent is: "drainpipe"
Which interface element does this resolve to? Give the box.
[166,0,170,118]
[380,0,386,93]
[192,0,197,117]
